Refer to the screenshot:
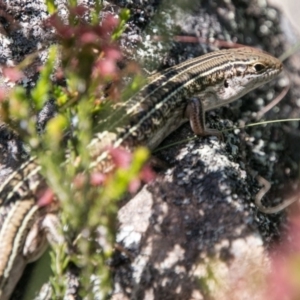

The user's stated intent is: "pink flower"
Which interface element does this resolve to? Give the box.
[140,164,156,182]
[128,178,141,193]
[37,188,54,207]
[95,59,117,77]
[109,147,132,169]
[3,67,23,82]
[80,32,99,44]
[103,46,122,60]
[73,4,88,17]
[96,14,119,38]
[0,87,7,101]
[90,173,106,186]
[266,212,300,299]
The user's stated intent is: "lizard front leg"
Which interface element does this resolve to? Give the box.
[185,97,222,139]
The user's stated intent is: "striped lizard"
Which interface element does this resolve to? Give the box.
[0,47,283,299]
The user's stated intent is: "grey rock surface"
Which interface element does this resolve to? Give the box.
[111,0,300,299]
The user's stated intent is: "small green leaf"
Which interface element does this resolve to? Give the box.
[46,0,57,14]
[69,0,78,7]
[131,146,149,170]
[112,9,130,40]
[45,114,68,150]
[31,46,58,110]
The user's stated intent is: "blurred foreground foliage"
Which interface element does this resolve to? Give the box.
[0,1,150,298]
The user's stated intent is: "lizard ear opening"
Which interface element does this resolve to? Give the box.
[254,63,266,73]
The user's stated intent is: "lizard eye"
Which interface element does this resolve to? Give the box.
[254,63,266,73]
